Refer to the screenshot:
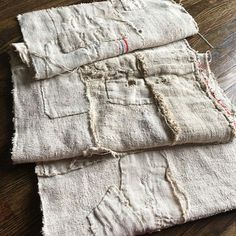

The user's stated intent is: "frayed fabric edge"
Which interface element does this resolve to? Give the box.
[36,173,49,236]
[35,147,125,177]
[183,40,236,140]
[136,53,181,143]
[9,50,20,166]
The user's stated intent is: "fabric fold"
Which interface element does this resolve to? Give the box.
[17,0,198,79]
[11,0,235,164]
[11,39,235,163]
[10,0,236,235]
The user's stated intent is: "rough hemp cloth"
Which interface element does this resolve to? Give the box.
[10,0,236,235]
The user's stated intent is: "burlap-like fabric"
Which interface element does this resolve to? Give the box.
[17,0,198,80]
[12,39,235,163]
[36,141,236,236]
[10,0,236,235]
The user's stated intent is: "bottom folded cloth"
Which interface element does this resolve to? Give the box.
[36,140,236,236]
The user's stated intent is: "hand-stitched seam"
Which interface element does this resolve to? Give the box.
[161,152,190,223]
[59,32,124,53]
[195,57,236,138]
[40,78,88,120]
[197,70,236,138]
[183,40,236,139]
[107,100,153,106]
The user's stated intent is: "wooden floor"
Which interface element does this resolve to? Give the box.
[0,0,236,235]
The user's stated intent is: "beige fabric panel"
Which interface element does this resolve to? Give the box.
[17,0,198,79]
[11,41,235,163]
[36,141,236,235]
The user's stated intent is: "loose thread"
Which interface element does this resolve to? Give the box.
[206,50,212,60]
[197,32,214,49]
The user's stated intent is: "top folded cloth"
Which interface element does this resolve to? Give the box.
[11,0,236,163]
[17,0,198,79]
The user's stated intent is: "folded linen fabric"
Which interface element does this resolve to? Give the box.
[36,141,236,235]
[10,0,236,235]
[12,0,235,163]
[17,0,198,80]
[11,39,235,163]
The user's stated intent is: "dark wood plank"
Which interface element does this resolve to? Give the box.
[0,0,236,235]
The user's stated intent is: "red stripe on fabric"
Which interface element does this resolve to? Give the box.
[123,38,129,53]
[201,74,233,116]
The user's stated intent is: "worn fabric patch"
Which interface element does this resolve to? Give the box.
[36,141,236,236]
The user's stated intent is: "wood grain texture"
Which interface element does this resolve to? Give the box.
[0,0,235,235]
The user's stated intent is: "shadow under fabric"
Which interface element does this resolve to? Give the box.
[10,0,236,235]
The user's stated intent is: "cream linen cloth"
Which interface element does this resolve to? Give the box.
[10,0,236,235]
[12,0,235,163]
[35,141,236,235]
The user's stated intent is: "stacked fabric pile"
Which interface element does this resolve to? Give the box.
[11,0,236,235]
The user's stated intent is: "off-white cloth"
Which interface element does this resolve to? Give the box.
[10,0,236,235]
[17,0,198,80]
[12,0,235,163]
[36,141,236,236]
[11,40,235,163]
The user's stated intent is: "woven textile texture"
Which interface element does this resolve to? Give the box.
[10,0,236,235]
